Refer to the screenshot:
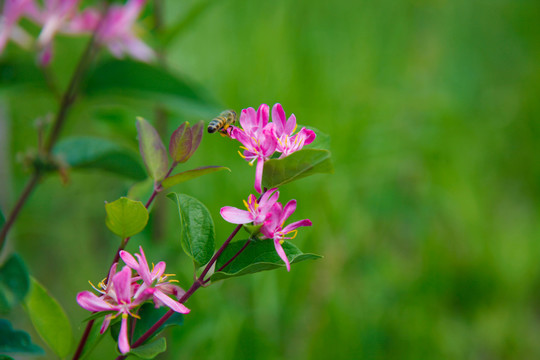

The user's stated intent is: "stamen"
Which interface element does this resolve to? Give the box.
[243,199,250,210]
[293,123,298,133]
[238,150,248,159]
[168,279,180,283]
[286,230,298,239]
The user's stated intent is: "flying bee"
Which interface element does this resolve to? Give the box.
[207,110,237,134]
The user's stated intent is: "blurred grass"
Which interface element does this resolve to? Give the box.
[2,0,540,359]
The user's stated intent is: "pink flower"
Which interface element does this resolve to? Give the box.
[37,0,80,48]
[228,103,316,192]
[271,103,316,157]
[119,246,190,314]
[220,188,280,225]
[77,246,190,353]
[77,265,144,354]
[95,0,154,62]
[0,0,38,53]
[230,106,277,193]
[261,200,312,272]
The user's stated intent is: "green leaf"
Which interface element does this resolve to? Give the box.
[0,319,43,355]
[0,57,46,89]
[169,122,193,163]
[161,166,230,190]
[84,60,212,107]
[210,240,322,282]
[0,355,14,360]
[53,137,146,180]
[129,337,166,359]
[0,254,30,313]
[0,208,5,228]
[136,117,169,181]
[262,149,334,188]
[132,303,184,342]
[168,193,215,267]
[188,120,204,157]
[304,126,331,150]
[105,197,149,238]
[23,277,73,358]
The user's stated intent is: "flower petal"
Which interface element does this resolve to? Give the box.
[271,103,286,136]
[76,291,116,312]
[274,239,291,272]
[154,291,190,314]
[113,266,133,303]
[257,103,269,130]
[280,199,297,225]
[220,207,253,224]
[119,250,139,270]
[100,314,113,334]
[281,219,312,234]
[118,315,130,354]
[284,114,297,135]
[254,157,264,194]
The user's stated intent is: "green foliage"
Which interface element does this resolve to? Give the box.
[78,320,107,360]
[0,319,43,355]
[169,122,193,163]
[0,254,29,313]
[0,209,4,229]
[105,197,149,238]
[129,338,167,359]
[262,149,333,188]
[131,303,184,342]
[168,193,215,267]
[54,136,146,180]
[23,277,72,358]
[210,240,322,282]
[83,59,212,108]
[161,166,230,190]
[136,117,169,182]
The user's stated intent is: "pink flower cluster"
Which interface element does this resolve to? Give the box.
[0,0,153,65]
[77,247,189,354]
[228,103,316,193]
[220,188,312,271]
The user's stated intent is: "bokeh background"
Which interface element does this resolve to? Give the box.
[2,0,540,359]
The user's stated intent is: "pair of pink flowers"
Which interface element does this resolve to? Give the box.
[228,103,316,193]
[0,0,153,65]
[76,247,189,354]
[220,188,312,271]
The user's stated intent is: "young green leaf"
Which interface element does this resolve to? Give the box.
[262,149,334,188]
[105,197,149,238]
[0,319,44,355]
[129,337,167,359]
[0,254,30,313]
[161,166,230,190]
[169,122,193,163]
[210,239,322,282]
[136,117,169,182]
[23,277,73,358]
[53,137,146,180]
[168,193,215,267]
[0,208,4,228]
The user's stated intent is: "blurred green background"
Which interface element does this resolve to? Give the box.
[2,0,540,358]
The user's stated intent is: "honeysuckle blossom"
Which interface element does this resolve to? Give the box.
[220,188,280,225]
[271,103,316,157]
[77,265,144,354]
[261,200,312,272]
[95,0,154,62]
[228,103,316,193]
[231,114,277,193]
[0,0,38,53]
[119,246,190,314]
[77,247,189,354]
